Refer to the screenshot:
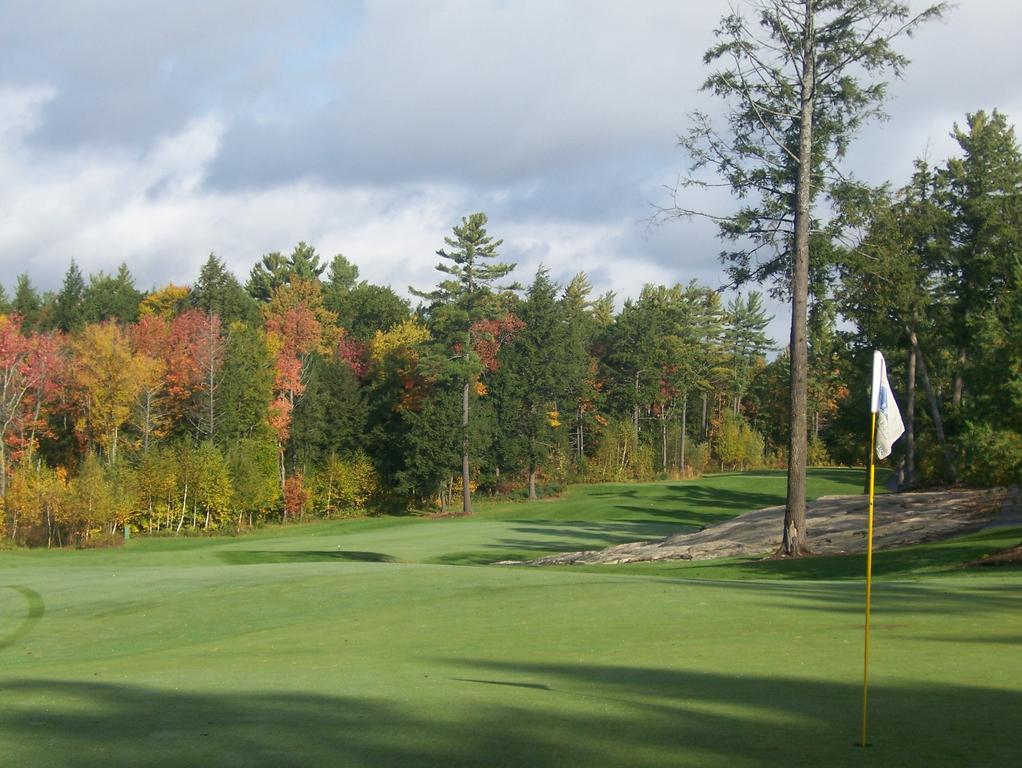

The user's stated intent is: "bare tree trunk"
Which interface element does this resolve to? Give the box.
[905,342,916,488]
[680,394,688,473]
[906,325,956,481]
[208,316,217,438]
[462,380,472,515]
[528,467,537,501]
[701,391,708,438]
[661,415,668,472]
[781,2,814,558]
[953,347,965,408]
[577,407,585,459]
[1,439,7,538]
[633,372,640,442]
[28,395,42,460]
[176,483,188,534]
[142,390,155,454]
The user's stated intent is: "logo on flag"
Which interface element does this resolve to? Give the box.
[870,351,905,460]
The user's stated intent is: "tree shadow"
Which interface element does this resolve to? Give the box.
[678,527,1022,582]
[3,661,1018,767]
[586,484,786,524]
[430,521,690,565]
[651,574,1022,620]
[216,550,395,565]
[441,658,1021,765]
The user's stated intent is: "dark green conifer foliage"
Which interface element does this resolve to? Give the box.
[13,274,41,329]
[320,358,369,456]
[493,267,569,499]
[665,0,945,556]
[412,212,516,515]
[394,384,463,512]
[216,323,275,448]
[338,284,411,342]
[723,292,773,414]
[54,260,86,333]
[938,110,1022,420]
[559,273,600,461]
[326,254,360,294]
[288,354,330,473]
[82,263,143,324]
[191,253,259,325]
[247,242,326,301]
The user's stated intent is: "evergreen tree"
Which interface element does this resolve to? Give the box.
[603,288,665,442]
[54,260,86,333]
[560,273,601,463]
[215,322,275,447]
[326,254,360,294]
[247,242,326,301]
[411,212,516,514]
[13,274,41,329]
[394,384,463,512]
[938,110,1022,414]
[722,292,774,415]
[492,268,569,499]
[665,0,945,556]
[320,357,368,457]
[288,353,330,472]
[82,264,143,324]
[191,253,258,325]
[837,163,955,482]
[334,283,410,342]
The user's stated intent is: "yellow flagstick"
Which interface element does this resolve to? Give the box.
[860,411,878,747]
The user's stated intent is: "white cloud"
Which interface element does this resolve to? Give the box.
[0,87,685,324]
[2,1,1021,352]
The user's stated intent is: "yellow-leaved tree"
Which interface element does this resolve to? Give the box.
[72,323,148,463]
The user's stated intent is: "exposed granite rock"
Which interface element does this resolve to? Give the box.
[521,488,1008,566]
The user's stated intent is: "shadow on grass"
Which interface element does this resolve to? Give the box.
[2,661,1019,767]
[216,550,394,565]
[673,527,1022,583]
[585,484,782,521]
[430,521,689,565]
[0,586,44,651]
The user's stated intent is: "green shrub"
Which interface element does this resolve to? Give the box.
[685,442,712,475]
[808,436,831,467]
[957,423,1022,486]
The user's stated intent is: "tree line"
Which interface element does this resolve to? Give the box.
[1,120,1018,547]
[0,217,779,546]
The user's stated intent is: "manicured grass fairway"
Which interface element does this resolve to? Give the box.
[1,469,1019,767]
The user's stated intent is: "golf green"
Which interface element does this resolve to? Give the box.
[2,470,1019,766]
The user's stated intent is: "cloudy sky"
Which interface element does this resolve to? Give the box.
[1,0,1019,342]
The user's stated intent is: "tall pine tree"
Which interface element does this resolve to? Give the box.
[412,212,515,514]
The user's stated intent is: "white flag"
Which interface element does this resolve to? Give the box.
[870,351,905,460]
